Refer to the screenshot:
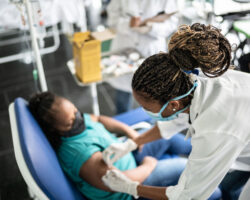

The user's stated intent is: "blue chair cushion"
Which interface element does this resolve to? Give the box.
[113,107,152,126]
[14,98,84,200]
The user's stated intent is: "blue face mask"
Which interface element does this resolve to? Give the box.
[143,82,198,121]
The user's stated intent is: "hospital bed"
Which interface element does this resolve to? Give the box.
[8,97,152,200]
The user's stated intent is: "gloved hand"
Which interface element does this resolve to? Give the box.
[103,138,137,166]
[102,169,139,198]
[132,24,152,34]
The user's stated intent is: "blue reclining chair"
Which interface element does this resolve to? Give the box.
[9,97,151,200]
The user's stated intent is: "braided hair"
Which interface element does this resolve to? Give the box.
[169,23,231,77]
[132,23,232,105]
[28,92,62,150]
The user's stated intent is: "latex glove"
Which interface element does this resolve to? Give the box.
[103,138,137,166]
[102,169,139,198]
[132,24,152,34]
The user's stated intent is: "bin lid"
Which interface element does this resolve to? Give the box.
[73,32,90,48]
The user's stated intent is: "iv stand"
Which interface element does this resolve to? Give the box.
[24,0,48,92]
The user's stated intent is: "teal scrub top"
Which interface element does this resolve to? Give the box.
[57,114,136,200]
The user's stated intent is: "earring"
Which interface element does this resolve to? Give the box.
[173,108,176,111]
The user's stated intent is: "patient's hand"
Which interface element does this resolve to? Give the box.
[138,144,144,152]
[121,156,157,184]
[142,156,157,169]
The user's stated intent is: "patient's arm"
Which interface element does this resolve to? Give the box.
[90,115,139,139]
[79,151,157,191]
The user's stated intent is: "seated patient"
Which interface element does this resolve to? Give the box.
[28,92,191,200]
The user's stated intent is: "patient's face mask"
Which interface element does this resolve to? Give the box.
[62,111,85,137]
[143,82,198,121]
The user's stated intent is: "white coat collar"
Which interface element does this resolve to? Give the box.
[189,77,202,124]
[185,77,202,139]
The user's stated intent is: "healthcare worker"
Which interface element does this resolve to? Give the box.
[106,0,178,113]
[102,23,250,200]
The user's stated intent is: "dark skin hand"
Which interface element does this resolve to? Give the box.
[130,16,141,27]
[137,185,168,200]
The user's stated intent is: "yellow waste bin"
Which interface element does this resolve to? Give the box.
[73,32,102,83]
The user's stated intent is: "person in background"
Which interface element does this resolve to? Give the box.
[107,0,178,114]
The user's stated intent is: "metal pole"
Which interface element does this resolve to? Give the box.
[24,0,48,91]
[90,83,100,115]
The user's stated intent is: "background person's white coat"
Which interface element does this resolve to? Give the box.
[106,0,178,92]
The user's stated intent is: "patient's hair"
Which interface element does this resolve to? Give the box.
[132,23,232,104]
[28,92,61,150]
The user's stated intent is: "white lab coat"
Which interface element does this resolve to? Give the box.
[239,178,250,200]
[157,70,250,200]
[106,0,178,92]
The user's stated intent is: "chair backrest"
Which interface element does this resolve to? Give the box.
[113,107,152,126]
[11,98,84,200]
